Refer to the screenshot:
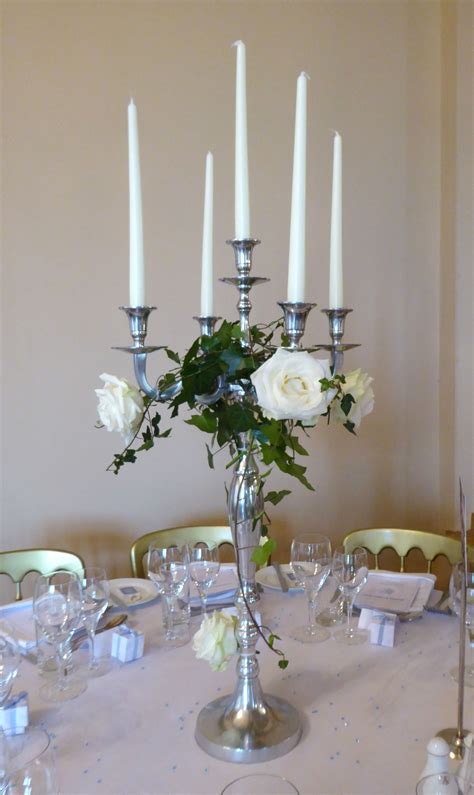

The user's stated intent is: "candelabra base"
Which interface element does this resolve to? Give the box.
[195,692,302,763]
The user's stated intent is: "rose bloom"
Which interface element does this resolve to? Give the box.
[250,348,335,425]
[96,373,144,445]
[333,368,374,428]
[192,611,238,672]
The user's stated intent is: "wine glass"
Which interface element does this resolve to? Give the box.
[449,561,474,687]
[290,534,332,643]
[148,545,190,646]
[77,567,111,677]
[0,621,20,708]
[332,546,369,645]
[33,571,86,702]
[188,545,220,613]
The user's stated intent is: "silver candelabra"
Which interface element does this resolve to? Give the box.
[114,236,359,763]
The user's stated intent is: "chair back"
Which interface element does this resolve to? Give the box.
[0,548,85,601]
[343,528,473,573]
[130,525,234,578]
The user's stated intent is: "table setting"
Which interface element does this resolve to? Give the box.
[0,547,473,795]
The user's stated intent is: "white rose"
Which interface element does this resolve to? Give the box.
[250,348,336,425]
[192,611,238,672]
[95,373,144,445]
[333,368,374,428]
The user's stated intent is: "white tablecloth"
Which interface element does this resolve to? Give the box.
[5,588,472,795]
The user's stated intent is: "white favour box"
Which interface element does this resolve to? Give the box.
[0,691,29,734]
[358,608,398,647]
[111,626,144,663]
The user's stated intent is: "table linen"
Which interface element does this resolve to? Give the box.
[3,585,472,795]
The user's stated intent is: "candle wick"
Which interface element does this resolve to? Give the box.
[329,129,341,138]
[232,40,244,48]
[300,71,311,80]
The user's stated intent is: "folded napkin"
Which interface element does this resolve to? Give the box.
[189,565,237,608]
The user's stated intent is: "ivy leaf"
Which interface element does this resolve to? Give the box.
[251,538,277,567]
[265,490,291,506]
[340,393,355,417]
[344,420,356,435]
[278,659,289,669]
[165,348,180,365]
[185,411,217,434]
[205,443,214,469]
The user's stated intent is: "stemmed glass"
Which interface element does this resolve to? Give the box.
[148,545,190,646]
[0,621,20,708]
[77,567,111,677]
[449,561,474,687]
[332,546,369,645]
[33,571,86,702]
[290,534,332,643]
[188,545,220,613]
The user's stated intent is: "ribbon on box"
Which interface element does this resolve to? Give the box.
[111,625,144,662]
[0,691,29,735]
[358,608,398,647]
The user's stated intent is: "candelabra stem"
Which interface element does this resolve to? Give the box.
[221,239,268,350]
[320,307,359,374]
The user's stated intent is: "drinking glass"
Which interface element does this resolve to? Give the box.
[416,773,463,794]
[221,774,299,794]
[188,545,220,613]
[290,534,332,643]
[77,567,111,677]
[33,571,86,702]
[332,546,369,645]
[449,561,474,688]
[0,621,20,707]
[148,545,190,646]
[4,727,58,794]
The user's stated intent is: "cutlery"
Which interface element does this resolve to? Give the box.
[273,563,289,593]
[70,613,128,652]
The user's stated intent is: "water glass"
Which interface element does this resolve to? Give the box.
[4,728,58,794]
[332,546,369,645]
[449,561,474,687]
[148,545,190,646]
[188,544,220,613]
[0,621,20,707]
[33,571,86,702]
[290,534,332,643]
[416,773,463,794]
[221,774,299,794]
[77,567,111,677]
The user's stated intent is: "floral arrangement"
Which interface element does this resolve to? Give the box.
[96,318,374,668]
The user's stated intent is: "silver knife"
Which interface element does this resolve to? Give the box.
[273,563,289,593]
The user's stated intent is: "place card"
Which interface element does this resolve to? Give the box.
[0,691,29,735]
[355,573,420,613]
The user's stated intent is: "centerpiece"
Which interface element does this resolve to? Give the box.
[96,42,374,762]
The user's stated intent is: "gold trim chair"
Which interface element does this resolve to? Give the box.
[0,548,85,601]
[343,528,473,573]
[130,525,235,578]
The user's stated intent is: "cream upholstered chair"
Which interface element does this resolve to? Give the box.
[130,525,234,578]
[0,548,85,601]
[343,528,473,574]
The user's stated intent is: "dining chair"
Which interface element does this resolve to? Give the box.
[343,528,474,573]
[130,525,235,578]
[0,548,85,601]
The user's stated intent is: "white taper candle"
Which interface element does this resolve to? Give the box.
[233,40,250,239]
[329,131,343,309]
[128,99,145,306]
[287,72,309,303]
[201,152,214,316]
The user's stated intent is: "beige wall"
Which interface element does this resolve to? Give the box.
[1,1,471,595]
